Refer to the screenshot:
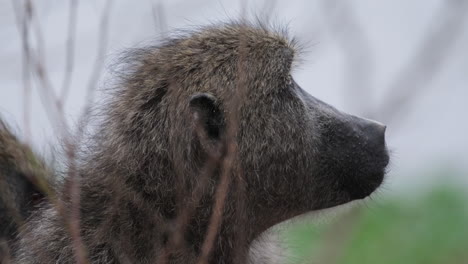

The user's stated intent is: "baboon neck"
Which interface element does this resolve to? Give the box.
[163,196,253,264]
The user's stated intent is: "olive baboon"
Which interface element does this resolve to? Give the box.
[0,122,46,262]
[4,22,389,264]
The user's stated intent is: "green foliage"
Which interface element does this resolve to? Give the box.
[283,185,468,264]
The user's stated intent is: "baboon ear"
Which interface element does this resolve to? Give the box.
[189,93,225,142]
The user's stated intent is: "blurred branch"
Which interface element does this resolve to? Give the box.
[84,0,113,104]
[12,0,68,136]
[157,109,225,264]
[261,0,277,23]
[67,1,114,263]
[197,9,249,264]
[378,0,468,126]
[321,0,374,116]
[11,0,32,143]
[322,0,468,129]
[59,0,78,107]
[196,123,236,264]
[10,1,114,263]
[150,0,168,35]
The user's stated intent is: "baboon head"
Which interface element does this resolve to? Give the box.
[109,22,389,239]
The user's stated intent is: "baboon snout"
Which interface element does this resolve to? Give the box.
[345,116,389,199]
[353,116,387,152]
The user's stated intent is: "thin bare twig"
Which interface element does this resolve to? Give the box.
[321,0,374,116]
[59,0,79,107]
[232,6,249,263]
[14,0,32,143]
[67,1,114,263]
[196,149,234,264]
[10,1,113,263]
[196,6,249,263]
[150,0,168,35]
[8,3,69,261]
[12,0,67,135]
[156,112,225,264]
[12,1,67,134]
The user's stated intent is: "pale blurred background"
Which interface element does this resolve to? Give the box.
[1,0,467,197]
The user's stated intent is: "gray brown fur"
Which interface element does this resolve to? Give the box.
[11,22,389,264]
[0,121,47,262]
